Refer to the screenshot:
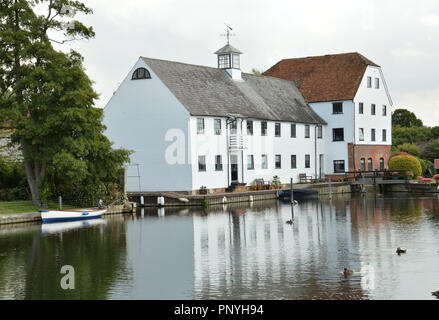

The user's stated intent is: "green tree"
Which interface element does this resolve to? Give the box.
[0,1,130,205]
[421,140,439,163]
[396,143,420,156]
[392,125,433,146]
[392,109,423,127]
[251,68,262,76]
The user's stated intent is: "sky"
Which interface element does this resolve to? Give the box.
[59,0,439,126]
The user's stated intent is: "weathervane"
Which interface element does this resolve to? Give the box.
[220,23,235,44]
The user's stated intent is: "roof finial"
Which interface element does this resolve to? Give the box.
[221,23,235,45]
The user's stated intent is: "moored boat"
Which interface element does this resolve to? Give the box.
[39,208,107,223]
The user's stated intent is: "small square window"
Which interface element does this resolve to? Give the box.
[305,154,310,168]
[317,125,323,139]
[371,129,376,142]
[247,155,254,170]
[305,125,310,138]
[197,118,205,134]
[382,129,387,142]
[214,119,222,135]
[359,128,364,141]
[371,104,376,115]
[198,156,206,172]
[375,78,380,89]
[291,124,296,138]
[215,155,223,171]
[333,128,344,141]
[291,155,297,169]
[275,123,281,137]
[359,102,364,114]
[275,155,281,169]
[367,77,372,88]
[333,102,343,114]
[247,120,253,135]
[261,121,267,136]
[334,160,345,173]
[261,154,268,169]
[382,105,387,116]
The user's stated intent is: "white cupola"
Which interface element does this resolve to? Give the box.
[214,43,243,81]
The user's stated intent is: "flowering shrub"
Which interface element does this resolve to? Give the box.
[389,154,422,178]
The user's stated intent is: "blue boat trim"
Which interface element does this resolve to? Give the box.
[42,215,103,224]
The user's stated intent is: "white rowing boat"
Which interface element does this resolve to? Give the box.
[39,208,107,223]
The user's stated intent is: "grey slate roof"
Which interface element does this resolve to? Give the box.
[141,57,327,125]
[214,44,243,55]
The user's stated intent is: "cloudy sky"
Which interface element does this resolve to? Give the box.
[61,0,439,126]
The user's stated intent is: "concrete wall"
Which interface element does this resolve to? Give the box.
[103,58,192,192]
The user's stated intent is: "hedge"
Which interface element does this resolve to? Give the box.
[388,154,422,178]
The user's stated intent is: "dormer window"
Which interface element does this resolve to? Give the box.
[132,67,151,80]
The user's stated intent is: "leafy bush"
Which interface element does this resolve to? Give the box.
[388,154,422,178]
[0,160,28,200]
[417,157,434,176]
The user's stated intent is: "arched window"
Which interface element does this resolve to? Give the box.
[360,158,365,171]
[380,158,385,170]
[132,67,151,80]
[368,158,373,171]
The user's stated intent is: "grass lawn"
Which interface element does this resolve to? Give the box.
[0,201,78,215]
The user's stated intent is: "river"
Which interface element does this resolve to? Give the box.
[1,194,439,300]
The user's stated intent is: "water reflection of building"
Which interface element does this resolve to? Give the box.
[193,199,367,299]
[121,212,195,299]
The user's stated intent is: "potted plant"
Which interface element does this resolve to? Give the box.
[406,171,414,180]
[199,186,207,195]
[391,171,399,180]
[272,175,281,189]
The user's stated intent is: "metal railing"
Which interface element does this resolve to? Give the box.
[342,170,409,184]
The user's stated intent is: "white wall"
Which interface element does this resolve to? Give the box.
[354,66,392,146]
[190,116,229,190]
[310,100,354,174]
[190,116,326,189]
[103,58,193,192]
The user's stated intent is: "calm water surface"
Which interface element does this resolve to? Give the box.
[1,194,439,300]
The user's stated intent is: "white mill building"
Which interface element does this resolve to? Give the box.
[103,43,327,193]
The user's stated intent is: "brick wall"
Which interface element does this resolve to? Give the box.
[348,144,391,171]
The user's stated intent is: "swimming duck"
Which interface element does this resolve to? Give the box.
[286,219,293,225]
[396,247,407,254]
[432,291,439,298]
[343,268,354,276]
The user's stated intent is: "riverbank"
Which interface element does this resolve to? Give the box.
[0,200,78,215]
[0,203,136,226]
[128,181,352,207]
